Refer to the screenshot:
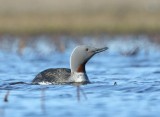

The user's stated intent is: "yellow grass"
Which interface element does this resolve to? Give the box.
[0,0,160,34]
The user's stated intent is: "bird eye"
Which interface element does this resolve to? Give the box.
[86,48,89,51]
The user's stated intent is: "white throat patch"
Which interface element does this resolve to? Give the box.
[69,72,89,83]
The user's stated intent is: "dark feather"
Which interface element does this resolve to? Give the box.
[32,68,71,84]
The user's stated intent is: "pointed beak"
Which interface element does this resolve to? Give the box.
[92,47,108,54]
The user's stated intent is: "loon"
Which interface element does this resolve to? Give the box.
[32,45,108,85]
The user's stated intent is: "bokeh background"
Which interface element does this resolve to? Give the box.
[0,0,160,34]
[1,1,160,117]
[0,0,160,54]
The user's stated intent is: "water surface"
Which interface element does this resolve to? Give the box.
[0,35,160,117]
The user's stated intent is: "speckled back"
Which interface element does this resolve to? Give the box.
[32,68,71,84]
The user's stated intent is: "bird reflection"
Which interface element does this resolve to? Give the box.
[40,87,46,114]
[38,83,88,116]
[76,86,88,102]
[72,83,88,102]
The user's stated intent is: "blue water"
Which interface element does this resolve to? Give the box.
[0,35,160,117]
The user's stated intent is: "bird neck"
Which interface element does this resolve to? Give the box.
[76,63,86,73]
[70,56,89,83]
[71,63,86,73]
[70,47,87,73]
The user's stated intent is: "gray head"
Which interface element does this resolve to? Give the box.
[70,45,108,73]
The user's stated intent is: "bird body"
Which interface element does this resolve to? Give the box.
[32,45,108,84]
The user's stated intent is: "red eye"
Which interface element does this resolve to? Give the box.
[86,48,89,51]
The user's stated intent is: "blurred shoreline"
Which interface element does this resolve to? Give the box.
[0,0,160,34]
[0,34,160,57]
[0,13,160,35]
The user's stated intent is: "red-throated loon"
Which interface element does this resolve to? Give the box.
[32,45,108,85]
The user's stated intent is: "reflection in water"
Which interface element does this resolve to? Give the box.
[77,86,80,101]
[4,90,10,102]
[119,47,139,56]
[0,91,10,117]
[38,84,88,116]
[114,82,117,86]
[40,87,46,114]
[0,36,160,117]
[1,35,159,57]
[75,85,87,102]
